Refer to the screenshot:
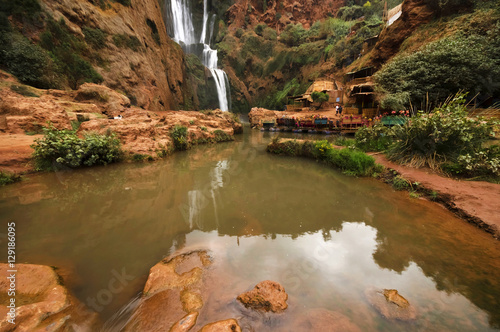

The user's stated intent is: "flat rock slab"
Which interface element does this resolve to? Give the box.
[0,263,97,331]
[237,280,288,313]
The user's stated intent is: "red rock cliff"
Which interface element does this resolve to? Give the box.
[40,0,188,111]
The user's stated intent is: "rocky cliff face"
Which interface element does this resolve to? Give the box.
[227,0,344,30]
[38,0,188,111]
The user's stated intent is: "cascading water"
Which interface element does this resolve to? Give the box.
[165,0,230,112]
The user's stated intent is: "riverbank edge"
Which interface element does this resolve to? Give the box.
[0,125,243,184]
[267,139,500,240]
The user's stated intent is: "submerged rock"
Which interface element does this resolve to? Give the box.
[169,312,199,332]
[365,288,417,321]
[198,318,242,332]
[237,280,288,313]
[0,263,98,331]
[291,308,362,332]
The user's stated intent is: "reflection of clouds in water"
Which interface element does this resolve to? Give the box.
[187,160,230,229]
[182,223,491,330]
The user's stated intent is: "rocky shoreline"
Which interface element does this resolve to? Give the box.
[0,72,242,176]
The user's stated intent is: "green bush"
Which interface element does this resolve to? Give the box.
[0,32,55,88]
[355,123,394,152]
[443,145,500,178]
[82,27,107,49]
[170,125,189,151]
[0,171,21,186]
[254,23,267,36]
[279,23,307,46]
[262,27,277,40]
[388,94,497,169]
[112,34,142,51]
[311,91,329,103]
[31,126,122,171]
[375,32,500,109]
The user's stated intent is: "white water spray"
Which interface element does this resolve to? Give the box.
[166,0,230,112]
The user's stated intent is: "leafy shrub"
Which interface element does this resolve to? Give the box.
[443,145,500,178]
[82,27,107,49]
[311,91,329,103]
[388,94,497,169]
[391,175,411,190]
[112,34,142,51]
[338,5,364,20]
[355,123,394,152]
[279,23,307,46]
[375,32,500,109]
[262,27,277,40]
[31,126,122,171]
[235,28,244,38]
[0,171,21,186]
[318,18,350,40]
[313,140,335,158]
[254,23,267,36]
[170,125,189,150]
[0,32,55,88]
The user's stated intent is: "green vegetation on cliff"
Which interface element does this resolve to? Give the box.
[0,0,104,90]
[375,8,500,110]
[216,1,389,112]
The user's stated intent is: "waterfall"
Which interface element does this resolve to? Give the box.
[165,0,230,112]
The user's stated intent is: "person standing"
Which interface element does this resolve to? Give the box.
[336,105,339,115]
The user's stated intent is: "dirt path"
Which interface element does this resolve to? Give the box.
[371,153,500,239]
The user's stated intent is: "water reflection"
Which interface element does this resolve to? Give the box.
[0,130,498,330]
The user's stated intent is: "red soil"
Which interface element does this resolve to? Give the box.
[371,153,500,239]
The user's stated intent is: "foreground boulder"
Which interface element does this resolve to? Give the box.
[123,250,213,331]
[365,288,417,321]
[0,264,98,331]
[237,280,288,313]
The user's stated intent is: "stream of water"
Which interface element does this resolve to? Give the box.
[165,0,230,112]
[0,129,499,331]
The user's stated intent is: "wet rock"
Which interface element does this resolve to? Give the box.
[365,288,417,321]
[237,280,288,313]
[0,263,98,331]
[123,250,213,332]
[169,312,199,332]
[290,308,362,332]
[198,319,242,332]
